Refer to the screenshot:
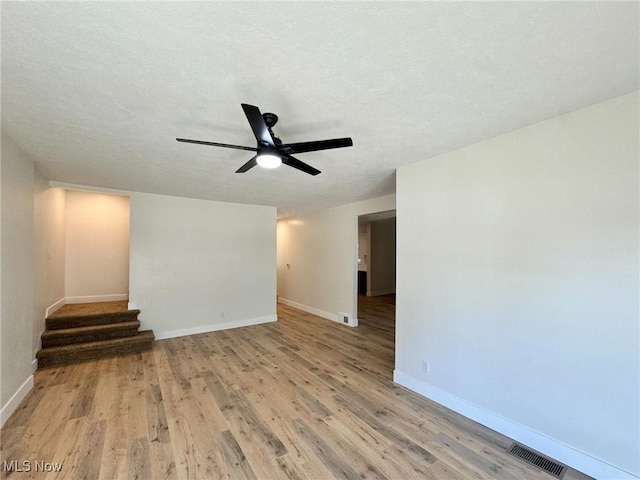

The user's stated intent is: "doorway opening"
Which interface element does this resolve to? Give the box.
[356,210,396,336]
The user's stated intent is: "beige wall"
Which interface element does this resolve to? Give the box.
[64,190,130,301]
[277,194,396,323]
[369,218,396,296]
[1,135,67,424]
[129,192,277,339]
[33,170,66,357]
[395,92,639,478]
[1,134,35,416]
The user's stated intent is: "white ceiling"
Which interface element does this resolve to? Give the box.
[2,2,638,216]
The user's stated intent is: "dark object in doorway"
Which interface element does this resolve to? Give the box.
[358,271,367,295]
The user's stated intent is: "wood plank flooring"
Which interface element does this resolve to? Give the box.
[357,294,396,335]
[1,301,592,479]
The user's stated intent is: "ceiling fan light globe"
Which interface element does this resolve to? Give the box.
[256,154,282,169]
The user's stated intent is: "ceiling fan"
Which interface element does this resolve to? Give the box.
[176,103,353,176]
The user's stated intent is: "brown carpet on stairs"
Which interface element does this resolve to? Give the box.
[37,300,154,369]
[48,300,130,317]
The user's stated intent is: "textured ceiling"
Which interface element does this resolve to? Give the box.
[2,2,638,215]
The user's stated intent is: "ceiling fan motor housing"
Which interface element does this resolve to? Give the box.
[262,113,282,145]
[262,112,278,127]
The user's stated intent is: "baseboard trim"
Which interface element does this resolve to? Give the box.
[66,294,129,304]
[31,359,38,373]
[278,298,357,327]
[154,315,277,340]
[278,298,336,321]
[393,370,638,480]
[1,375,34,427]
[45,298,66,318]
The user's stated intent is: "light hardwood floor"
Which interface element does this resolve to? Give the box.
[1,301,592,480]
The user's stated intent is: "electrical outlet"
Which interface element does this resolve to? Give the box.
[421,360,430,374]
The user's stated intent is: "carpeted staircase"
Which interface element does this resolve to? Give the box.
[36,301,154,368]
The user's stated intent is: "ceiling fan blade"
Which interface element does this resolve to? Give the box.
[279,137,353,155]
[176,138,257,152]
[235,156,258,173]
[283,155,321,176]
[241,103,276,148]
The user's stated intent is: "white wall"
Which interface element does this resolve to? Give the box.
[395,92,639,479]
[369,218,396,296]
[129,192,277,339]
[64,190,130,301]
[1,134,35,420]
[33,170,66,357]
[277,194,396,323]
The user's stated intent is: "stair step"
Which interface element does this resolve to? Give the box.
[46,301,139,330]
[41,321,141,348]
[36,331,155,369]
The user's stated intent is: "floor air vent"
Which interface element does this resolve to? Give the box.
[507,443,566,478]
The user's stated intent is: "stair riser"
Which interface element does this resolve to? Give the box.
[37,340,154,369]
[38,300,153,370]
[46,312,139,330]
[42,325,140,348]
